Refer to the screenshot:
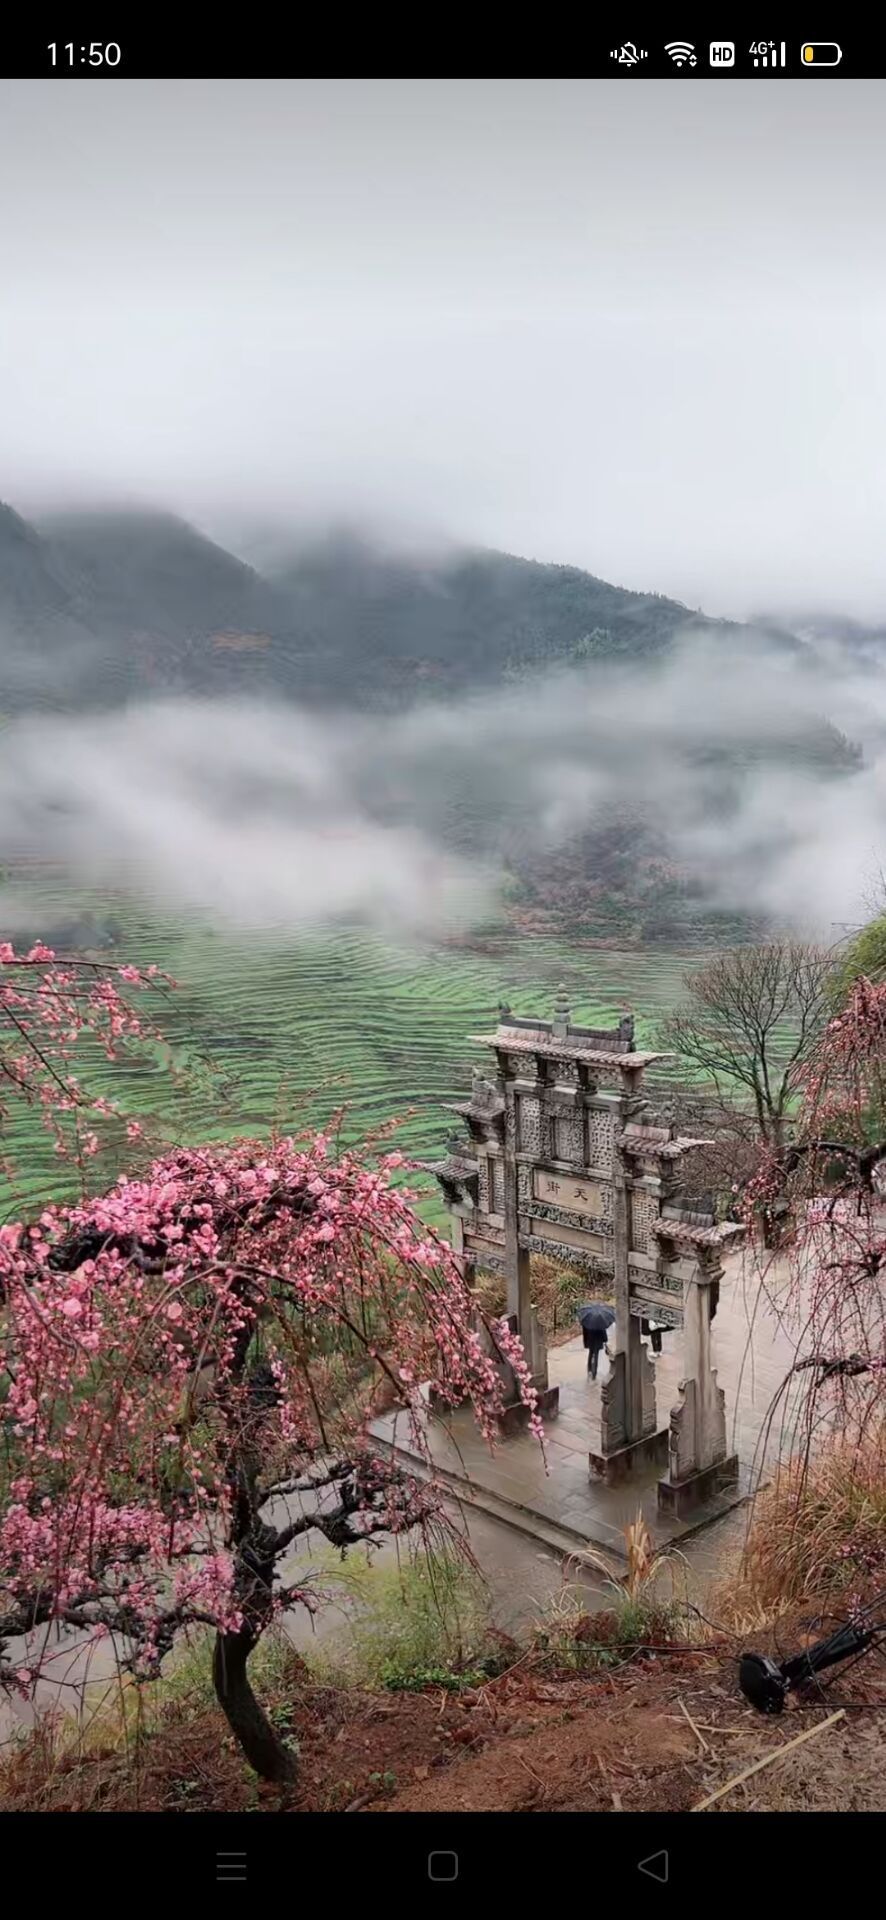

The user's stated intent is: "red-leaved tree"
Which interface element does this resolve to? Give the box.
[0,1131,541,1782]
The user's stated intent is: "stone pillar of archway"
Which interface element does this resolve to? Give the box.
[657,1237,742,1516]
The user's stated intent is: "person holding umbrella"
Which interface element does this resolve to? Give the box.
[577,1300,616,1379]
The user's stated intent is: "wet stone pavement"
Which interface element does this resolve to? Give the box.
[372,1250,804,1563]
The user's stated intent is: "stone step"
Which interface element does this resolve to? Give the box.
[370,1427,624,1573]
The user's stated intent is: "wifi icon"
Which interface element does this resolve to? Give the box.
[665,40,697,67]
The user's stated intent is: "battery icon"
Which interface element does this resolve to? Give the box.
[801,42,841,65]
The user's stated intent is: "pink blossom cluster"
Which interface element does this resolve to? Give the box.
[1,1130,540,1687]
[0,936,174,1164]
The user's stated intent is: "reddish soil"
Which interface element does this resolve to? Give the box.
[4,1634,884,1814]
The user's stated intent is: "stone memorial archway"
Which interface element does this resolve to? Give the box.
[422,988,745,1515]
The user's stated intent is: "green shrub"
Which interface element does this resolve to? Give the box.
[310,1547,492,1692]
[828,913,886,1015]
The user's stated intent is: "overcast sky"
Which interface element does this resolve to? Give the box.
[1,78,884,617]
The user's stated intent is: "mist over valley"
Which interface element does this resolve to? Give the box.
[1,503,883,951]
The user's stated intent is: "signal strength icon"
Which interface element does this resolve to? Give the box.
[750,39,786,68]
[665,41,697,67]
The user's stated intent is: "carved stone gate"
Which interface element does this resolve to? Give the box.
[423,988,745,1516]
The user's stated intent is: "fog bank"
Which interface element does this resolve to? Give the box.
[1,630,884,938]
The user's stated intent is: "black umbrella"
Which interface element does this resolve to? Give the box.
[577,1301,616,1379]
[577,1302,615,1335]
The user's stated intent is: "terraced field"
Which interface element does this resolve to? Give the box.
[1,868,703,1225]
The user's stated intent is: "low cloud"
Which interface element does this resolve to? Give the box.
[0,702,488,937]
[2,628,886,939]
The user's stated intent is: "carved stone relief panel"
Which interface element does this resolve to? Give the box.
[516,1095,542,1156]
[631,1186,657,1253]
[553,1111,584,1163]
[467,1249,507,1276]
[464,1226,506,1262]
[628,1261,682,1297]
[520,1233,613,1277]
[529,1201,614,1236]
[629,1296,682,1328]
[588,1110,615,1167]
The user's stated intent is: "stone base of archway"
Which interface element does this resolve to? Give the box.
[588,1427,669,1486]
[659,1452,740,1520]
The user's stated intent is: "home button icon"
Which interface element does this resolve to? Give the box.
[428,1852,459,1882]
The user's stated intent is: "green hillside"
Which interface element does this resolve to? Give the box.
[0,868,701,1226]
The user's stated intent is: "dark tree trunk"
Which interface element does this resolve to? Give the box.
[760,1204,779,1250]
[212,1627,296,1783]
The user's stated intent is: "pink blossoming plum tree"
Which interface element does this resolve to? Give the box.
[1,951,541,1784]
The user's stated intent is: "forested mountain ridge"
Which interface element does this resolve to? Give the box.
[264,529,764,700]
[0,503,791,714]
[0,505,301,711]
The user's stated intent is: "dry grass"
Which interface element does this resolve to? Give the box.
[724,1424,886,1621]
[533,1512,695,1669]
[0,1629,306,1811]
[568,1509,691,1614]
